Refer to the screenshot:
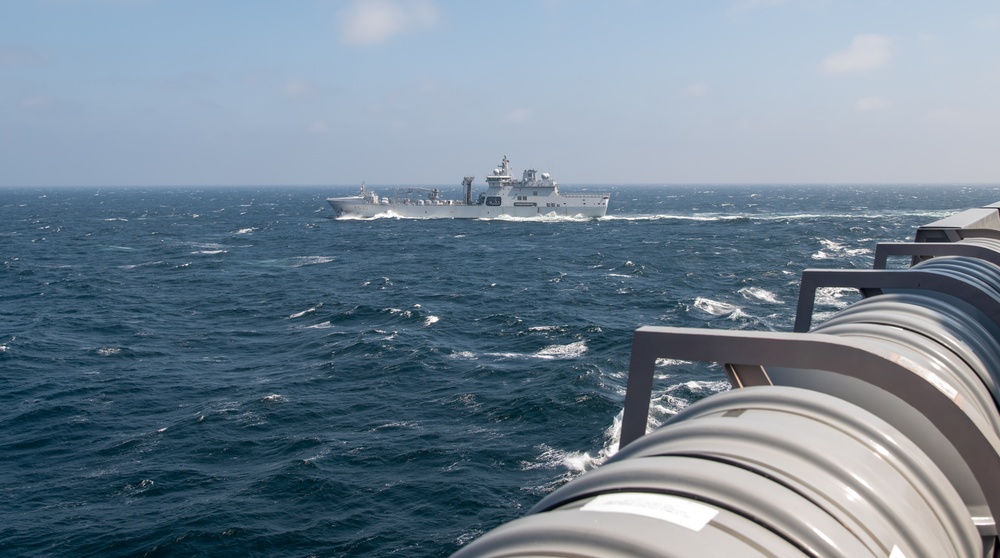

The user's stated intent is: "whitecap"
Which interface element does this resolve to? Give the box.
[654,357,692,367]
[521,444,602,473]
[815,286,859,309]
[370,421,420,431]
[291,256,334,267]
[120,260,166,269]
[815,238,872,258]
[669,380,729,393]
[694,297,739,316]
[303,448,330,464]
[288,305,320,319]
[738,286,783,304]
[423,315,439,327]
[535,340,587,359]
[483,351,528,359]
[819,238,844,252]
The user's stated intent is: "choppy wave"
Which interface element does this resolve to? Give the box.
[535,340,587,359]
[291,256,335,266]
[738,286,783,304]
[2,184,991,557]
[693,296,740,316]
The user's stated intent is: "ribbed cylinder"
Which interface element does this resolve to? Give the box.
[452,387,980,558]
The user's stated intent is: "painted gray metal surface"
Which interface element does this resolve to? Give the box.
[453,200,1000,557]
[325,156,610,219]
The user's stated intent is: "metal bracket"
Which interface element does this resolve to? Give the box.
[620,326,1000,524]
[724,363,772,388]
[915,228,1000,243]
[794,269,1000,333]
[874,242,1000,269]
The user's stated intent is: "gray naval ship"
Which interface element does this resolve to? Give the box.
[326,156,610,219]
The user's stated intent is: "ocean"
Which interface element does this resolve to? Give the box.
[2,184,997,557]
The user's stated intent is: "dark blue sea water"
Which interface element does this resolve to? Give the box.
[2,184,998,557]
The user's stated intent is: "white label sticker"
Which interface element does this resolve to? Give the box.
[925,371,959,401]
[581,492,718,531]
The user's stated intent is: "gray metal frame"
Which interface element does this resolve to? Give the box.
[620,325,1000,526]
[874,242,1000,269]
[793,269,1000,332]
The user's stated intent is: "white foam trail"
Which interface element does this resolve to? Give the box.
[694,297,739,316]
[815,286,859,309]
[738,286,783,304]
[814,238,872,259]
[291,256,334,266]
[288,305,320,319]
[655,357,692,367]
[535,340,587,359]
[527,325,563,332]
[521,444,604,474]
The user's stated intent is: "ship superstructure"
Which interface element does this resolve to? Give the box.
[326,156,609,219]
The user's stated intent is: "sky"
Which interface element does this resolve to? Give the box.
[1,0,998,186]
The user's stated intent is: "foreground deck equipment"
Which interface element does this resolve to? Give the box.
[454,201,1000,557]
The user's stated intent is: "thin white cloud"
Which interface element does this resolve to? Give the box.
[0,43,46,67]
[728,0,788,16]
[678,83,709,99]
[924,108,977,127]
[823,34,892,74]
[311,121,329,133]
[504,108,532,124]
[20,96,54,111]
[972,14,1000,30]
[339,0,438,46]
[283,80,320,98]
[856,96,892,112]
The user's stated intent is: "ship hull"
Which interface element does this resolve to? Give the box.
[326,199,608,219]
[327,156,610,219]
